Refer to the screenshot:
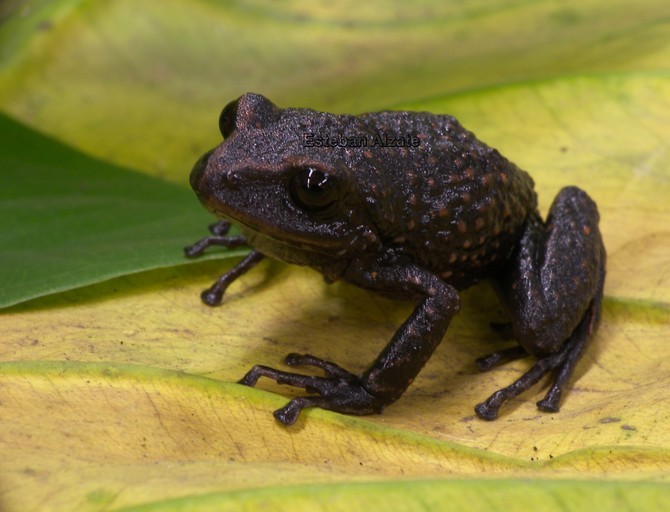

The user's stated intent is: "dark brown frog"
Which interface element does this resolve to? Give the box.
[185,93,606,425]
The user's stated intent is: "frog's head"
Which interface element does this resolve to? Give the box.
[190,93,381,267]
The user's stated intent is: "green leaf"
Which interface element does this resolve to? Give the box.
[0,113,246,308]
[114,480,670,512]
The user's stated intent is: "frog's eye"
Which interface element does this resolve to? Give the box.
[288,167,340,213]
[219,100,239,138]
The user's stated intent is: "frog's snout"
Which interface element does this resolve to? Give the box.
[190,149,214,195]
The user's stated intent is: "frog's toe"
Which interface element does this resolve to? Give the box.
[284,353,358,380]
[476,345,528,371]
[272,386,383,425]
[273,396,326,425]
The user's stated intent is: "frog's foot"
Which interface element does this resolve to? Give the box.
[239,353,386,425]
[475,301,597,420]
[185,221,265,306]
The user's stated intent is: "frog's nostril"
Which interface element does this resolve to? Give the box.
[224,169,242,189]
[190,149,214,193]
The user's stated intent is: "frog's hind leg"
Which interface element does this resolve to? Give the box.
[475,293,602,420]
[475,186,606,420]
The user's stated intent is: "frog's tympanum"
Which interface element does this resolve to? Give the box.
[185,93,606,425]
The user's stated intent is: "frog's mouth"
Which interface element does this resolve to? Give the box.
[215,207,358,257]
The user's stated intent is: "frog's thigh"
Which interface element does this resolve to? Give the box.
[498,186,605,355]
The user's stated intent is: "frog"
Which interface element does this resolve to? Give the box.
[185,92,606,426]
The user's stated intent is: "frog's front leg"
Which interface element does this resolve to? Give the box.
[240,263,460,425]
[476,186,606,420]
[184,220,265,306]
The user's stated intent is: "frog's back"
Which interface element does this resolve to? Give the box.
[353,110,538,289]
